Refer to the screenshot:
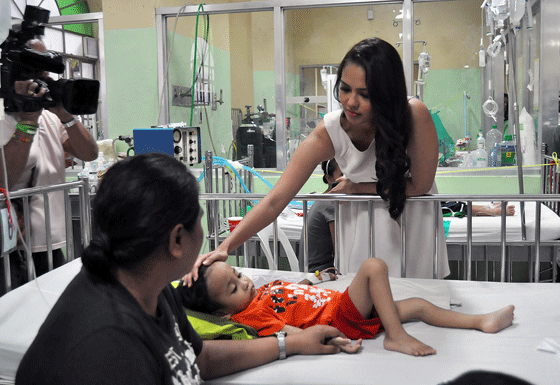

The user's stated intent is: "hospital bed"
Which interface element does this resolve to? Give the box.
[1,154,559,383]
[0,258,558,385]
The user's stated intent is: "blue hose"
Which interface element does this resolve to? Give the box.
[197,157,304,208]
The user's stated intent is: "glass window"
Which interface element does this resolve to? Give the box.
[283,4,402,161]
[165,11,275,168]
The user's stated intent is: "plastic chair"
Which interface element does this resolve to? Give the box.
[257,222,300,272]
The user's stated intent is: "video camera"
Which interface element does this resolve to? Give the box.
[0,5,99,114]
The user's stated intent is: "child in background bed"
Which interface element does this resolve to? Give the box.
[179,258,515,357]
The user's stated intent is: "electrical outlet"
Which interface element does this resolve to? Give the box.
[172,85,192,107]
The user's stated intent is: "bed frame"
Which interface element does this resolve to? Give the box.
[1,178,91,294]
[1,153,558,295]
[201,152,560,283]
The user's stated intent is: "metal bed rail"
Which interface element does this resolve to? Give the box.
[0,178,92,294]
[542,154,559,215]
[200,192,560,283]
[204,149,254,266]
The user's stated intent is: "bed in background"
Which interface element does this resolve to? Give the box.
[0,259,558,385]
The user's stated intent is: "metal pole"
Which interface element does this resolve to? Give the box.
[466,201,472,280]
[213,200,220,250]
[368,200,375,259]
[400,207,406,278]
[64,190,74,262]
[43,193,53,272]
[334,200,341,271]
[23,197,32,281]
[534,201,541,282]
[273,219,279,269]
[302,200,308,273]
[204,151,214,250]
[433,201,439,279]
[500,200,507,282]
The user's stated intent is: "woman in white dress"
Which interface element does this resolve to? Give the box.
[189,38,449,280]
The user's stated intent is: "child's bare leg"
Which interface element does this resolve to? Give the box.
[475,202,515,216]
[395,298,514,333]
[347,258,436,356]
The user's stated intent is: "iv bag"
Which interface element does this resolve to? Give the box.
[490,0,509,27]
[509,0,525,27]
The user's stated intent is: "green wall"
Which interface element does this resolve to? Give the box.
[167,33,233,164]
[423,68,482,142]
[105,28,159,141]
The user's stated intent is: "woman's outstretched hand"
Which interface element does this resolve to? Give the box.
[183,248,229,287]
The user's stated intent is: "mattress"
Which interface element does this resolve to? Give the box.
[210,268,560,385]
[0,260,558,385]
[444,201,560,242]
[281,201,560,243]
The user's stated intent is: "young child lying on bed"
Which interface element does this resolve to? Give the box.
[178,258,515,357]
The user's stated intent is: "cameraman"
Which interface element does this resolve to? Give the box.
[1,38,98,289]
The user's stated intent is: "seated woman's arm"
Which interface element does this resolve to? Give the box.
[196,325,348,380]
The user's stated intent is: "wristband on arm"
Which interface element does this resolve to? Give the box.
[16,121,38,136]
[275,331,287,360]
[61,117,78,129]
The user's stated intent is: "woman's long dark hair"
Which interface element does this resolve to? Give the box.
[81,153,200,280]
[334,38,413,220]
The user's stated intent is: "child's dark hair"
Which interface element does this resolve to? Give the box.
[81,153,200,280]
[321,158,338,184]
[177,264,225,315]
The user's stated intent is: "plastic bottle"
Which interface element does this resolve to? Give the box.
[95,152,107,171]
[88,161,99,192]
[476,129,485,150]
[77,162,91,179]
[478,45,486,67]
[486,124,503,150]
[472,140,488,168]
[490,143,501,167]
[500,135,516,166]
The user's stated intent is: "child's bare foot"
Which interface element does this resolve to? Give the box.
[480,305,515,333]
[383,332,436,356]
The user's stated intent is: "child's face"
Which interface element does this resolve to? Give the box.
[205,261,257,317]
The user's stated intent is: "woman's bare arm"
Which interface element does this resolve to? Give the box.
[196,325,346,379]
[186,124,335,283]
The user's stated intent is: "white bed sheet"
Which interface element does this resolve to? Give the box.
[281,201,560,243]
[444,201,560,242]
[211,268,560,385]
[1,260,558,385]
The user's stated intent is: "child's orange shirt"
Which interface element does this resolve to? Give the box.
[230,280,343,336]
